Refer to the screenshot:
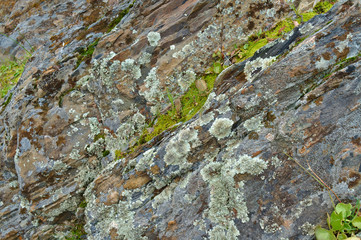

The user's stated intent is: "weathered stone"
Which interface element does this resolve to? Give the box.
[1,0,360,239]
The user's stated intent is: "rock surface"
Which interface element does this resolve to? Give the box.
[0,0,360,239]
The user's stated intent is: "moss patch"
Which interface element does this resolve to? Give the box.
[313,1,335,14]
[76,39,99,68]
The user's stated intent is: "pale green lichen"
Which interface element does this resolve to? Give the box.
[77,52,120,93]
[244,56,276,82]
[135,148,157,171]
[177,69,196,91]
[147,31,161,47]
[139,67,164,114]
[315,55,335,70]
[45,196,80,218]
[164,128,200,167]
[105,110,146,157]
[201,154,268,239]
[209,118,234,140]
[139,52,152,65]
[243,115,264,132]
[121,58,141,80]
[152,182,178,209]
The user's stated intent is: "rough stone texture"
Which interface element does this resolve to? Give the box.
[1,0,361,239]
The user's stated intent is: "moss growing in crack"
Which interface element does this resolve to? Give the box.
[58,87,77,107]
[313,1,335,14]
[65,224,87,240]
[107,1,135,33]
[76,39,99,68]
[143,73,217,143]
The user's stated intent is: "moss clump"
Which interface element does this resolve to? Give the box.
[79,200,87,208]
[313,1,335,14]
[232,18,296,64]
[58,87,78,107]
[76,39,99,68]
[144,73,217,143]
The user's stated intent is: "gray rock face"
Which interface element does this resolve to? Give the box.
[1,0,360,239]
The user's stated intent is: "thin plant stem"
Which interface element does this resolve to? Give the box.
[283,152,342,206]
[306,161,342,204]
[0,33,33,56]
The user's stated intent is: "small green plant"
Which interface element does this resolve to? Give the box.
[0,33,33,98]
[315,201,361,240]
[75,39,100,67]
[65,224,87,240]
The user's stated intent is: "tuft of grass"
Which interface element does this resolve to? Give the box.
[0,55,31,98]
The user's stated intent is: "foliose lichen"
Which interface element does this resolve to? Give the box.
[209,118,234,140]
[243,115,264,132]
[147,31,161,47]
[121,58,142,80]
[201,154,268,239]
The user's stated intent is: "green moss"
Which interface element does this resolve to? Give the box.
[79,200,87,208]
[299,12,318,22]
[107,1,135,33]
[76,39,99,68]
[102,150,110,157]
[234,18,296,63]
[313,1,334,14]
[94,133,105,142]
[144,73,217,142]
[65,224,87,240]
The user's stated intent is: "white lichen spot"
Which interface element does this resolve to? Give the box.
[244,56,276,82]
[299,22,314,35]
[164,139,190,166]
[299,222,315,235]
[89,117,101,139]
[201,153,267,239]
[209,118,234,140]
[243,115,264,132]
[69,149,81,160]
[121,58,141,79]
[315,56,335,70]
[140,67,164,107]
[177,69,196,91]
[170,45,175,50]
[139,52,152,65]
[147,31,161,47]
[135,148,156,171]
